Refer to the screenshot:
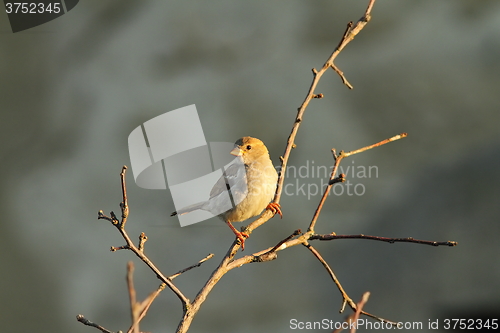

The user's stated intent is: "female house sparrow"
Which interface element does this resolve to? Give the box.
[171,137,282,249]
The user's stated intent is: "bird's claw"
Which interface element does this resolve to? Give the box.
[235,231,249,250]
[266,202,283,219]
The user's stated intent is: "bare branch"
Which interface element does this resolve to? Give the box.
[98,167,190,309]
[126,283,166,333]
[253,229,302,262]
[342,133,408,158]
[350,292,371,333]
[126,262,139,333]
[273,0,377,208]
[303,242,356,312]
[119,166,129,224]
[308,133,407,232]
[304,243,398,326]
[312,234,458,247]
[76,315,116,333]
[168,253,215,280]
[84,1,458,333]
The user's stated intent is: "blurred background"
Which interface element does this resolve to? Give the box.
[1,0,499,332]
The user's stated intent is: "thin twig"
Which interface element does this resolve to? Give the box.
[303,242,356,311]
[304,242,398,326]
[342,133,408,157]
[350,292,370,333]
[311,234,458,246]
[308,133,407,232]
[253,229,302,262]
[76,315,116,333]
[331,63,353,89]
[120,166,129,225]
[98,167,190,309]
[273,0,378,207]
[332,292,371,333]
[126,262,139,333]
[168,254,215,280]
[269,229,302,253]
[126,283,166,333]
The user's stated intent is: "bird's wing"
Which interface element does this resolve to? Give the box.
[209,162,247,199]
[170,201,206,216]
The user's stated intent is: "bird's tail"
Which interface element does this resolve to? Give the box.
[170,201,205,217]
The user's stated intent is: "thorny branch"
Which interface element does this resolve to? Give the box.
[78,0,457,332]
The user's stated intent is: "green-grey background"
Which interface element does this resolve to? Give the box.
[1,1,499,332]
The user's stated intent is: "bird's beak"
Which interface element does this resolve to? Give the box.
[230,147,243,156]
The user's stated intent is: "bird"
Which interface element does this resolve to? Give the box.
[171,137,282,250]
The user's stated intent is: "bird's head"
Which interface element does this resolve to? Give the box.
[230,137,270,164]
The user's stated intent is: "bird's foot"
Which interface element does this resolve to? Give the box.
[266,202,283,218]
[235,231,249,251]
[226,221,249,251]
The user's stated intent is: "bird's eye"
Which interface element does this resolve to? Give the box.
[246,145,252,150]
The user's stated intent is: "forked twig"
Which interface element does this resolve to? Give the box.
[126,281,166,333]
[273,0,376,207]
[98,167,190,309]
[244,0,378,237]
[309,133,407,232]
[332,292,371,333]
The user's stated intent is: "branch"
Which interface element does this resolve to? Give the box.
[273,0,377,208]
[308,133,407,232]
[98,166,190,309]
[127,262,138,333]
[303,242,398,326]
[311,234,458,247]
[76,315,116,333]
[244,0,378,239]
[82,1,459,332]
[350,292,371,333]
[332,292,371,333]
[126,282,166,333]
[125,261,166,333]
[168,253,215,280]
